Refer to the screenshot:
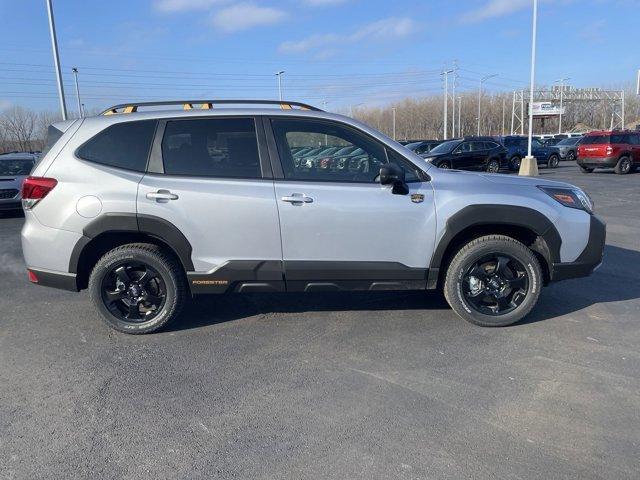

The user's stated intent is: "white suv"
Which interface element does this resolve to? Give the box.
[21,100,605,334]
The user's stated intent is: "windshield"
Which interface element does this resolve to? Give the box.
[428,140,459,155]
[0,158,35,176]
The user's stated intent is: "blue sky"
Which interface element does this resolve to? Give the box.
[0,0,638,113]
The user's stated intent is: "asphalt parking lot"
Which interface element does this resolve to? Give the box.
[1,163,639,480]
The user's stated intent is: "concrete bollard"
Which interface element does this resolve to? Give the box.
[518,156,539,176]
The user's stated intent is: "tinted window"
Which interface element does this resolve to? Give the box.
[504,138,519,147]
[630,134,640,145]
[0,158,34,176]
[430,140,459,154]
[610,134,628,144]
[581,135,609,145]
[557,137,578,146]
[162,118,261,178]
[271,118,420,183]
[78,120,156,172]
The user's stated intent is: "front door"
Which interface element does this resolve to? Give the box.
[138,116,283,292]
[267,117,436,291]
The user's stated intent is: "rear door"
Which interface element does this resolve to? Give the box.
[451,141,474,169]
[266,117,436,290]
[630,134,640,164]
[137,116,283,289]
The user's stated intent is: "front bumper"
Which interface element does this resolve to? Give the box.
[577,156,617,168]
[551,215,606,282]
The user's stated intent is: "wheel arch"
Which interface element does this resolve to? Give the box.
[70,213,194,290]
[427,205,561,289]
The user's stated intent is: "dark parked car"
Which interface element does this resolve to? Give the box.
[501,136,561,171]
[0,152,38,211]
[404,140,443,156]
[577,130,640,174]
[421,137,507,172]
[552,136,582,162]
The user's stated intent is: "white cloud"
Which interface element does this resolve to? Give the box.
[280,17,418,54]
[155,0,226,13]
[210,3,288,32]
[461,0,530,23]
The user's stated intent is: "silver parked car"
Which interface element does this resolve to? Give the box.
[21,100,605,334]
[0,152,38,211]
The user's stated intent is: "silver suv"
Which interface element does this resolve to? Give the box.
[0,152,38,211]
[21,100,606,334]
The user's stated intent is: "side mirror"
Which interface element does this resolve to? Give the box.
[379,163,409,195]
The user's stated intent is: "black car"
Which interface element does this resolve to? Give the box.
[501,136,561,170]
[421,137,508,172]
[404,140,443,156]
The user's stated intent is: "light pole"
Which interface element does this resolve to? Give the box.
[441,69,454,139]
[520,0,539,176]
[72,67,83,118]
[477,74,497,135]
[275,70,285,101]
[555,77,570,134]
[392,107,397,140]
[46,0,67,120]
[501,97,505,136]
[458,96,462,137]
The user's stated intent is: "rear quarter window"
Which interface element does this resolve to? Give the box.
[77,120,157,172]
[580,135,609,145]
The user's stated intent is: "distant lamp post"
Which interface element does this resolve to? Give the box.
[45,0,67,120]
[275,70,285,101]
[555,77,570,134]
[72,67,83,118]
[477,74,497,136]
[519,0,539,176]
[441,69,454,139]
[392,107,397,140]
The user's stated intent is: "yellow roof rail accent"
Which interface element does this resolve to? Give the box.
[201,103,213,109]
[183,103,193,110]
[280,103,292,110]
[123,105,137,113]
[100,100,322,115]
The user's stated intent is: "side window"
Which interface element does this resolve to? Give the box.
[630,134,640,145]
[454,142,472,153]
[271,118,420,183]
[77,120,156,172]
[162,118,261,178]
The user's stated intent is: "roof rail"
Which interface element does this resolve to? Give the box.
[101,99,322,115]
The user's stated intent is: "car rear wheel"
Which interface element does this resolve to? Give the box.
[88,243,187,334]
[567,151,576,162]
[444,235,542,327]
[614,156,632,175]
[438,161,451,169]
[547,154,560,168]
[509,156,521,171]
[486,158,500,173]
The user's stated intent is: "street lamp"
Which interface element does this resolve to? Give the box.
[275,70,285,101]
[72,68,83,118]
[555,77,570,134]
[392,107,396,140]
[441,69,454,139]
[519,0,539,176]
[45,0,67,120]
[477,74,497,135]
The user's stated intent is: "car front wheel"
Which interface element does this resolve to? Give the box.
[547,154,560,168]
[88,243,187,334]
[486,158,501,173]
[444,235,542,327]
[614,156,632,175]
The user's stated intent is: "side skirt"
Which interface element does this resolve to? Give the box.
[187,260,428,295]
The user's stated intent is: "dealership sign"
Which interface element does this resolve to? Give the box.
[530,102,565,116]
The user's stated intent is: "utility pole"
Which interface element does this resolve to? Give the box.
[72,67,83,118]
[275,70,285,101]
[501,97,505,136]
[555,77,570,134]
[458,96,462,137]
[477,74,497,136]
[46,0,67,120]
[441,69,454,139]
[520,0,539,176]
[451,61,457,139]
[392,107,396,140]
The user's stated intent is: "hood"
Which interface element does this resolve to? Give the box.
[478,172,575,188]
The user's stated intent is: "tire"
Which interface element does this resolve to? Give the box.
[509,156,521,171]
[443,235,542,327]
[88,243,187,334]
[567,151,576,162]
[438,161,451,169]
[547,154,560,168]
[614,156,632,175]
[486,158,501,173]
[579,165,594,173]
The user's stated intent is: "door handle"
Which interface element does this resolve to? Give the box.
[146,190,179,202]
[281,193,313,204]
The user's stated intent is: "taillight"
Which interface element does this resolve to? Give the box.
[606,146,613,155]
[27,270,39,283]
[21,176,57,210]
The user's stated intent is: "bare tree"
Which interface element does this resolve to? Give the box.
[1,106,38,152]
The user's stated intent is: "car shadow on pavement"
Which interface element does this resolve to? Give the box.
[168,244,640,332]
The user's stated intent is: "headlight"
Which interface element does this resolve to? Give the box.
[538,186,593,213]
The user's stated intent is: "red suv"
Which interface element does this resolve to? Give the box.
[577,130,640,174]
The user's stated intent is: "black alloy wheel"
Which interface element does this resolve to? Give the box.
[547,154,560,168]
[101,262,166,323]
[486,158,501,173]
[462,253,529,316]
[439,161,451,169]
[567,151,576,162]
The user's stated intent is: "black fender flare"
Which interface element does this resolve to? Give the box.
[69,213,194,273]
[427,205,562,287]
